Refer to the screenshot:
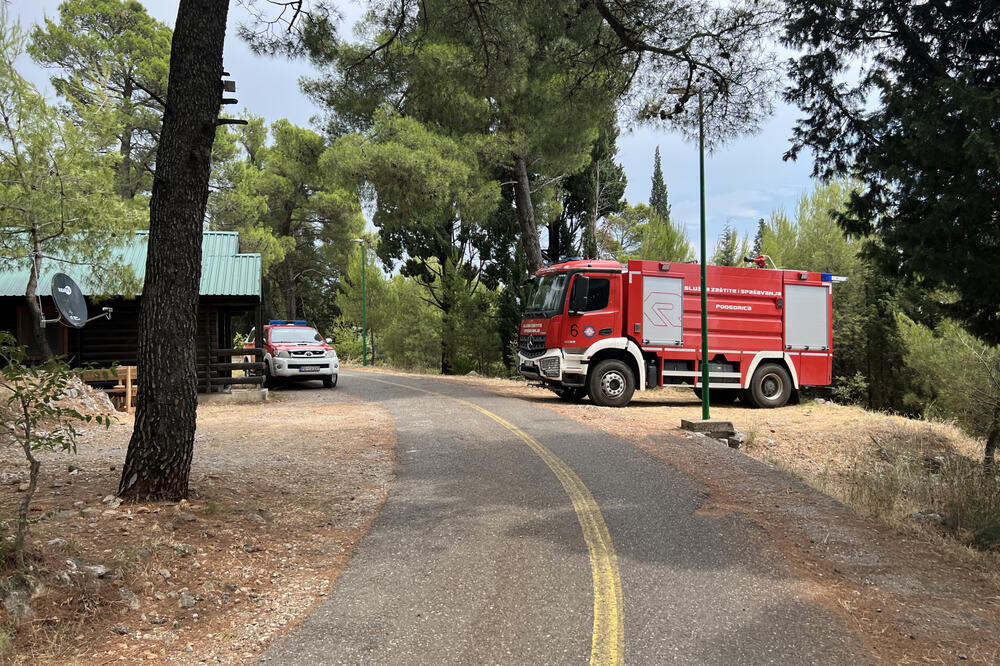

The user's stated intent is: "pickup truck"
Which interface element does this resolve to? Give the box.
[245,320,339,388]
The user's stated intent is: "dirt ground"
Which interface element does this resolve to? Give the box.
[3,368,999,664]
[0,381,394,664]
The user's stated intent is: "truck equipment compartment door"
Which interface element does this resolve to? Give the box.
[642,276,683,346]
[784,284,829,350]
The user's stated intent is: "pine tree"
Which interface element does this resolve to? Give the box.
[635,204,693,262]
[29,0,171,201]
[785,0,1000,344]
[711,223,751,266]
[0,10,139,359]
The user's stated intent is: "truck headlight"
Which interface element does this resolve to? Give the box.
[276,350,289,358]
[326,350,337,358]
[538,356,560,378]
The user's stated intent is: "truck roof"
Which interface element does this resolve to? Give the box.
[536,259,623,274]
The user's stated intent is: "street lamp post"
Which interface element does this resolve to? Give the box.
[352,238,367,367]
[697,91,710,421]
[666,87,711,421]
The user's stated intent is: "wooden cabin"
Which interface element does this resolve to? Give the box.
[0,231,262,392]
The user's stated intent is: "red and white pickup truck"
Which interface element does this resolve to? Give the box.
[246,320,339,388]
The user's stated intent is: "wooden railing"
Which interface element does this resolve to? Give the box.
[201,347,265,393]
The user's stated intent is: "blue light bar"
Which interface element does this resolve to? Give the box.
[821,272,832,282]
[268,320,287,325]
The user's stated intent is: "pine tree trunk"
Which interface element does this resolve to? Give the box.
[586,162,600,259]
[118,76,136,200]
[25,227,54,361]
[514,155,543,275]
[279,204,297,318]
[282,258,297,319]
[15,419,40,572]
[548,217,560,262]
[985,416,999,468]
[439,254,455,375]
[119,0,229,502]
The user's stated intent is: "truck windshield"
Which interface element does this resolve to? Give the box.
[271,328,323,343]
[523,273,569,318]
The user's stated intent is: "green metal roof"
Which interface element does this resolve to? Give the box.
[0,231,261,299]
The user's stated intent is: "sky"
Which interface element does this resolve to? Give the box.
[13,0,818,254]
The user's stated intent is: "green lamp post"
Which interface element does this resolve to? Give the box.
[697,91,710,420]
[352,238,367,366]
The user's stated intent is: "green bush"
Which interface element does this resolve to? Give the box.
[832,371,869,405]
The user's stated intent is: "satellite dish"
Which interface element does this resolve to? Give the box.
[51,273,88,329]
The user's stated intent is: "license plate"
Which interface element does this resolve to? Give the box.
[299,367,319,373]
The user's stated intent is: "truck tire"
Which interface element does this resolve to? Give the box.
[745,363,792,408]
[552,386,586,402]
[264,362,275,389]
[323,374,337,388]
[587,359,635,407]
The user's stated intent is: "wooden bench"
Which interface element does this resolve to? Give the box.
[81,366,138,414]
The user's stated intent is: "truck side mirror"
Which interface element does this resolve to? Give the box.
[569,275,589,314]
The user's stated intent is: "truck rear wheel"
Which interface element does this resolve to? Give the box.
[745,363,792,408]
[587,359,635,407]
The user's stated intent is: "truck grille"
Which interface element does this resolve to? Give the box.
[519,334,546,359]
[538,356,560,378]
[290,350,325,357]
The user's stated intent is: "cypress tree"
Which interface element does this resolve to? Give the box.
[649,146,670,223]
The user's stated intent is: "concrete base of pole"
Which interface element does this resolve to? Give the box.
[680,418,736,438]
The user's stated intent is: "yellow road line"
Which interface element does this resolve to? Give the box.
[352,373,624,665]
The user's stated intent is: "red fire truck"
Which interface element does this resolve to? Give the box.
[518,258,842,408]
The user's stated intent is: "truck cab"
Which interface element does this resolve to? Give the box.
[519,260,639,406]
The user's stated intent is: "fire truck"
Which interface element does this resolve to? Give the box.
[518,258,842,408]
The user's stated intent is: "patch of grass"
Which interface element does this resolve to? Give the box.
[112,545,148,572]
[0,623,13,660]
[215,628,238,642]
[202,500,228,517]
[842,421,1000,551]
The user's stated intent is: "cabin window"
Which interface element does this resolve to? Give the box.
[582,278,610,312]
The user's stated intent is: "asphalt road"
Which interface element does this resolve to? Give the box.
[260,371,867,665]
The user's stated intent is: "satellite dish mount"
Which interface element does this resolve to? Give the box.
[42,273,113,329]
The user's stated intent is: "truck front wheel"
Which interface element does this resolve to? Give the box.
[745,363,792,408]
[587,359,635,407]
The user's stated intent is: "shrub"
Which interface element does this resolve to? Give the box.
[0,332,109,572]
[832,371,869,405]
